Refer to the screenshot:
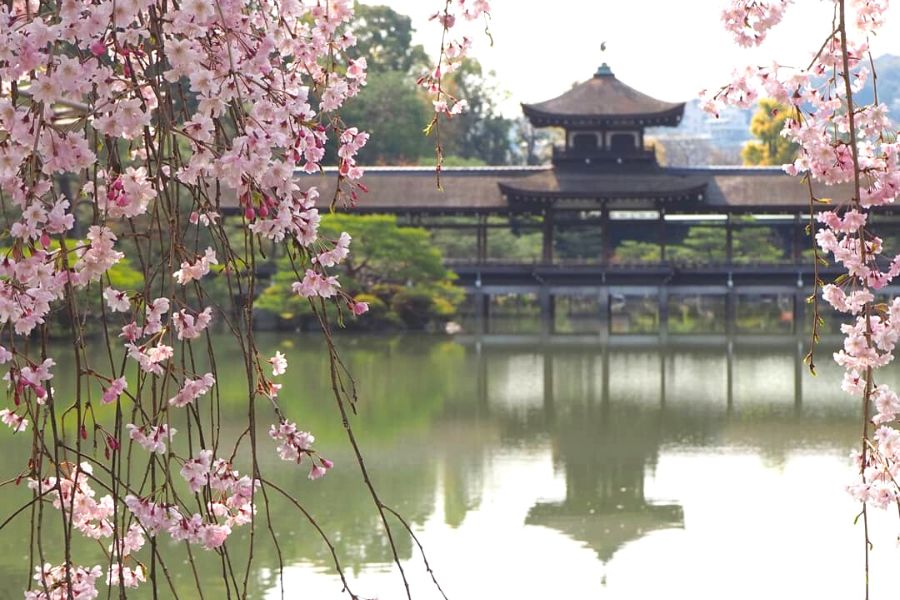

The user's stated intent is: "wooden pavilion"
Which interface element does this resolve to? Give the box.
[289,63,890,335]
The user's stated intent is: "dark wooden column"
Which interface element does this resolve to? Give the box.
[542,206,555,264]
[658,209,667,263]
[658,286,669,338]
[725,215,734,265]
[476,214,487,264]
[600,207,611,265]
[792,213,802,264]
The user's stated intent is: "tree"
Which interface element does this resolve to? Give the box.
[440,59,516,165]
[353,3,429,74]
[741,98,799,166]
[339,9,514,166]
[257,215,463,330]
[0,0,491,596]
[339,71,433,164]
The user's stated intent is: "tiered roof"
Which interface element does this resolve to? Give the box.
[521,64,685,128]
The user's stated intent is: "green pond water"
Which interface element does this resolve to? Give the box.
[0,334,896,599]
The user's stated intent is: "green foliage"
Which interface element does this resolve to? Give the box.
[612,224,786,265]
[391,289,437,330]
[742,98,799,166]
[257,215,462,331]
[107,258,145,290]
[615,241,661,263]
[340,70,433,164]
[319,214,450,288]
[732,226,787,264]
[336,5,514,165]
[554,226,604,261]
[668,226,726,263]
[440,59,515,165]
[352,3,428,74]
[417,155,487,167]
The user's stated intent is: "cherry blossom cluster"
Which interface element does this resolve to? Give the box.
[711,0,900,556]
[168,373,215,408]
[0,0,469,595]
[419,0,492,121]
[126,451,257,550]
[269,420,334,480]
[25,563,102,600]
[29,463,113,541]
[721,0,791,47]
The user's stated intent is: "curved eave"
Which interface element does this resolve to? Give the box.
[521,103,685,129]
[498,182,708,203]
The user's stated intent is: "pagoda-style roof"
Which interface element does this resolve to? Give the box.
[522,64,685,128]
[498,169,709,205]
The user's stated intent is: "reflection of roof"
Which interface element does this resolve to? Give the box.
[214,166,857,214]
[526,502,684,562]
[522,65,684,128]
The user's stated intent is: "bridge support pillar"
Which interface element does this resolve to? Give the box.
[598,286,610,341]
[539,287,555,335]
[725,288,737,336]
[793,289,806,335]
[474,289,489,334]
[658,286,669,340]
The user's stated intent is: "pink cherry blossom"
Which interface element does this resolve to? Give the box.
[172,307,214,340]
[127,424,176,454]
[174,248,218,286]
[0,409,27,432]
[269,351,287,376]
[101,377,127,405]
[104,287,130,313]
[168,374,215,408]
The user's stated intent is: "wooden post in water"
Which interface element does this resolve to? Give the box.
[793,286,805,336]
[658,286,669,341]
[539,287,554,335]
[598,286,610,342]
[725,283,737,337]
[726,338,734,412]
[543,353,556,424]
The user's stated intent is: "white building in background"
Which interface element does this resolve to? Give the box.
[648,100,753,166]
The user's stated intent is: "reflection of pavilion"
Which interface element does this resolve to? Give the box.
[525,361,684,562]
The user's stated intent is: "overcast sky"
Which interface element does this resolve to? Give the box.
[365,0,900,116]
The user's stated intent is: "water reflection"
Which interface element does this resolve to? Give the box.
[0,335,896,599]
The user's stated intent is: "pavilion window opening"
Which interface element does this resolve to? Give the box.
[571,132,601,152]
[609,132,638,153]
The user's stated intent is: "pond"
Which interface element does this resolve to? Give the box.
[0,334,897,599]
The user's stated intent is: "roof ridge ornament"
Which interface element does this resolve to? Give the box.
[595,62,614,78]
[595,41,613,77]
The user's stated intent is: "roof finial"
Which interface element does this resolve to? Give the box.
[595,42,613,77]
